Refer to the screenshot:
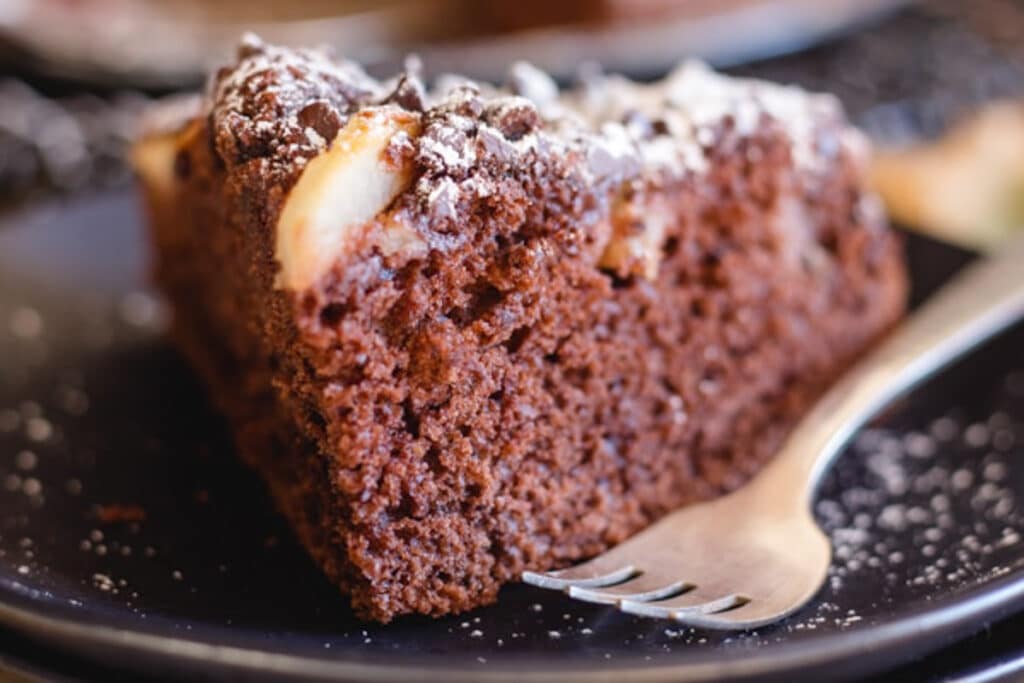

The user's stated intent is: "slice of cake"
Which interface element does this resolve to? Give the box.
[133,35,907,622]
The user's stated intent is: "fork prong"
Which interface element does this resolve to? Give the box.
[521,564,637,591]
[568,579,692,605]
[620,592,745,619]
[669,598,801,630]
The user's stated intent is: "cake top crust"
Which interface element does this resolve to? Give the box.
[207,34,858,201]
[127,35,875,293]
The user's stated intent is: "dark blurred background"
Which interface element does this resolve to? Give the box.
[1,0,1023,232]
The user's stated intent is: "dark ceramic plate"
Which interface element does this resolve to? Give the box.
[0,193,1023,682]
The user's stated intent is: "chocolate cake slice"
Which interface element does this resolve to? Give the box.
[132,35,907,622]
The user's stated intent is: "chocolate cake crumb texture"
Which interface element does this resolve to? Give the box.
[130,36,915,621]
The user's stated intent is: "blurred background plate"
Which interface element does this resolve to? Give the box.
[0,0,908,87]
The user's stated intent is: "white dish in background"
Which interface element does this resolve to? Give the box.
[0,0,907,87]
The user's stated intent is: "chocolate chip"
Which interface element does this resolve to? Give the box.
[297,101,343,142]
[387,75,426,112]
[331,76,374,105]
[418,124,473,176]
[440,86,484,119]
[484,101,539,141]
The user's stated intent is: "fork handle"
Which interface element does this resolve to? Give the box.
[754,236,1024,507]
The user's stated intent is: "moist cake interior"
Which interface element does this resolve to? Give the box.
[133,36,908,621]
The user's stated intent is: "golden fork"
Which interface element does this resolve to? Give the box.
[524,236,1024,629]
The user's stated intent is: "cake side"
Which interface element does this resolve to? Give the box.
[135,37,907,621]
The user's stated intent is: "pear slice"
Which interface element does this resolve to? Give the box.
[275,109,420,291]
[130,96,202,198]
[131,133,178,196]
[871,102,1024,250]
[598,196,672,281]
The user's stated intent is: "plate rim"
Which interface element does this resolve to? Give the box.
[1,567,1023,682]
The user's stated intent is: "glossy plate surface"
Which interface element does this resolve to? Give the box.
[0,193,1022,682]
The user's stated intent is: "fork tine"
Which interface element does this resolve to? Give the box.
[670,599,799,630]
[568,579,693,605]
[521,564,638,590]
[620,591,746,619]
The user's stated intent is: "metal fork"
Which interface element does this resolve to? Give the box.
[523,236,1024,629]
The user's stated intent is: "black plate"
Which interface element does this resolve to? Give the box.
[0,193,1022,682]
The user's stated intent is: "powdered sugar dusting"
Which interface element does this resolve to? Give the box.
[213,34,381,121]
[662,61,843,172]
[199,35,853,204]
[209,35,385,171]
